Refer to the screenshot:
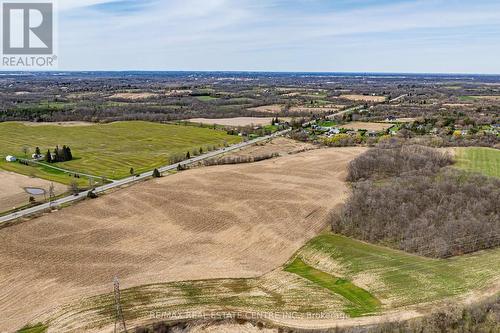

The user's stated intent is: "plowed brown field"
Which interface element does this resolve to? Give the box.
[0,147,365,332]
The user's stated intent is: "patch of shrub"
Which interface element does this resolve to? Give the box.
[203,152,279,166]
[87,190,98,199]
[321,133,363,147]
[152,168,161,178]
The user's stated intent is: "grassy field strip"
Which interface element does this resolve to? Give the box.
[285,258,381,316]
[25,159,115,182]
[0,160,90,186]
[454,147,499,178]
[0,121,241,180]
[16,323,47,333]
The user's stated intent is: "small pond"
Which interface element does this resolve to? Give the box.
[24,187,46,195]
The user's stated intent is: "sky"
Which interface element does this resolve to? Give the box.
[54,0,500,73]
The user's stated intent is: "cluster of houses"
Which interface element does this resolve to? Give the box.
[310,124,340,136]
[408,122,499,137]
[309,123,382,138]
[454,124,500,137]
[488,124,500,135]
[5,153,44,163]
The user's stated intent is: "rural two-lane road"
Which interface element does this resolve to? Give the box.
[0,103,370,224]
[0,129,291,224]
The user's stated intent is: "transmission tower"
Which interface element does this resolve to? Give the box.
[113,276,128,333]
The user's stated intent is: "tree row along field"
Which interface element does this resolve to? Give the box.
[0,121,241,181]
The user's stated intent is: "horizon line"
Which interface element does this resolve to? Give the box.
[1,70,500,76]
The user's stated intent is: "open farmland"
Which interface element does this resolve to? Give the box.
[460,95,500,101]
[108,92,159,100]
[0,147,365,332]
[41,234,500,332]
[340,95,387,102]
[248,104,347,115]
[454,147,500,178]
[0,121,241,180]
[342,122,394,131]
[0,171,66,213]
[188,117,289,127]
[247,104,283,114]
[209,137,316,160]
[289,105,344,114]
[1,73,500,333]
[202,137,316,167]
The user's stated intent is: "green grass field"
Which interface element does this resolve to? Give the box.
[0,121,241,180]
[458,96,477,101]
[454,147,500,178]
[317,120,336,127]
[0,160,91,187]
[298,234,500,307]
[285,257,381,316]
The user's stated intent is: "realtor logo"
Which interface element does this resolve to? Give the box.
[3,2,52,54]
[1,1,56,67]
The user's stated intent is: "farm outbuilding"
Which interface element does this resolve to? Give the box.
[5,155,16,162]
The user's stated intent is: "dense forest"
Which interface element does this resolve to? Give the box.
[332,145,500,258]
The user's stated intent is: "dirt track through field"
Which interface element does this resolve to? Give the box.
[0,147,365,331]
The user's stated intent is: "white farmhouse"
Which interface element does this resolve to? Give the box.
[5,155,16,162]
[328,128,341,135]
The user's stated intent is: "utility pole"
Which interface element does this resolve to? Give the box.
[113,276,128,333]
[48,183,55,207]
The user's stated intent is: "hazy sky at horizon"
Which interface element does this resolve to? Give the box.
[56,0,500,73]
